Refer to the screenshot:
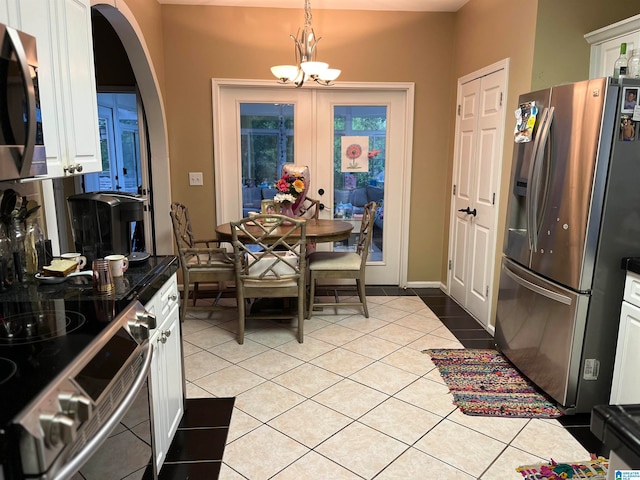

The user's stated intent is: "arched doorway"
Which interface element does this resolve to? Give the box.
[89,0,172,256]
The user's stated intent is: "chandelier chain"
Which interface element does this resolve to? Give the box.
[304,0,312,27]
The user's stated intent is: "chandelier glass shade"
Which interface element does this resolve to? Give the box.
[270,0,340,87]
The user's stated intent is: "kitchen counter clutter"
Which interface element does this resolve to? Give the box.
[0,255,179,314]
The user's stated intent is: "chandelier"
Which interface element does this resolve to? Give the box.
[270,0,341,88]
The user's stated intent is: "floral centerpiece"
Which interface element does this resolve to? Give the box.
[274,172,306,217]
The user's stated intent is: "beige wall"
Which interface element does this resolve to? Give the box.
[532,0,640,90]
[159,5,456,282]
[121,0,167,98]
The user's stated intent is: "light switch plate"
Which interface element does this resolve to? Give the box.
[189,172,203,186]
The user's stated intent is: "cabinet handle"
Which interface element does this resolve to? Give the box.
[163,330,171,338]
[169,294,178,302]
[159,334,167,344]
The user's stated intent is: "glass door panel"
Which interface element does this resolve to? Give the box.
[239,103,294,216]
[331,105,386,261]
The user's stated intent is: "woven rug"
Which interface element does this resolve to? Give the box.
[516,455,608,479]
[422,348,563,418]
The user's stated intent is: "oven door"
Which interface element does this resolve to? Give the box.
[53,342,157,480]
[70,379,156,480]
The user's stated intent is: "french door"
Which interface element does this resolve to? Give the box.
[213,80,414,285]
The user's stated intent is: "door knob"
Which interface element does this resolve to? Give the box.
[458,207,477,217]
[319,203,325,210]
[318,188,325,196]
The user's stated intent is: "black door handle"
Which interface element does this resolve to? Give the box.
[458,207,477,217]
[319,203,325,210]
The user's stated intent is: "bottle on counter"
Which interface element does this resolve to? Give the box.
[25,215,45,276]
[614,43,628,80]
[629,49,640,78]
[0,224,12,289]
[9,212,26,283]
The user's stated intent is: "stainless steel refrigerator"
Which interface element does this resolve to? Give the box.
[495,77,640,414]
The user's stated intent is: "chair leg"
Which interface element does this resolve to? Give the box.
[181,272,190,322]
[307,272,316,319]
[193,282,199,306]
[297,288,304,343]
[237,292,245,345]
[356,278,369,318]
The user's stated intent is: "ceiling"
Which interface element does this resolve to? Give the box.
[156,0,470,12]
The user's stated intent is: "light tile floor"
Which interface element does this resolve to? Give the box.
[182,295,592,480]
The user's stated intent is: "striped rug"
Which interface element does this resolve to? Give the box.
[422,348,563,418]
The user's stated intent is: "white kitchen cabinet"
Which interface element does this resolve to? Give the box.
[610,270,640,404]
[586,14,640,79]
[15,0,102,178]
[145,273,184,473]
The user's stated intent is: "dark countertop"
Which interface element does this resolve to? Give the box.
[622,257,640,275]
[591,404,640,468]
[0,255,179,315]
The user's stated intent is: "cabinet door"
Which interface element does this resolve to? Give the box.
[610,300,640,404]
[56,0,101,175]
[162,304,184,449]
[18,0,101,178]
[590,32,639,79]
[149,333,168,472]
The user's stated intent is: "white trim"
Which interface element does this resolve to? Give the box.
[212,79,414,287]
[406,281,443,289]
[584,14,640,45]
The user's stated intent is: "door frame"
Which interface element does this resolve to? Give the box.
[446,59,509,331]
[211,79,415,287]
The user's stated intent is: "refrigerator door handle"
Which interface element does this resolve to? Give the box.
[530,106,554,252]
[503,261,572,305]
[526,107,549,251]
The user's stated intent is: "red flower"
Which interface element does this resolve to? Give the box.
[276,178,290,192]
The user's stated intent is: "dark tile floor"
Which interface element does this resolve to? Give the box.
[165,286,607,480]
[156,397,235,480]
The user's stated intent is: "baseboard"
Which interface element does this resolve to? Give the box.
[405,281,444,289]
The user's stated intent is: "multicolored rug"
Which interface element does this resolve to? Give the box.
[516,455,608,479]
[422,348,563,418]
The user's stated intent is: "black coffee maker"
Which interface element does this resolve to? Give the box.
[67,192,144,265]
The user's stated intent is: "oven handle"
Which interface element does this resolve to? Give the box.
[52,340,153,480]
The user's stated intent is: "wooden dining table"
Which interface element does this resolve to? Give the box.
[215,218,354,244]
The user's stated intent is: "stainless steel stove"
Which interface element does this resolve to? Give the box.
[0,297,157,479]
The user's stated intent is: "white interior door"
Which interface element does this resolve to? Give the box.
[448,62,507,327]
[213,80,413,285]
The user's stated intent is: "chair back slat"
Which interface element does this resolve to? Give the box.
[356,202,377,265]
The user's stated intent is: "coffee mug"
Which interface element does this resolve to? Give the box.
[92,259,114,296]
[105,254,129,278]
[61,252,87,272]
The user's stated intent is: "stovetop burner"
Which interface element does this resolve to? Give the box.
[0,310,86,345]
[0,357,17,385]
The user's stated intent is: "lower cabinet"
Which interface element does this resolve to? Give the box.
[146,274,184,473]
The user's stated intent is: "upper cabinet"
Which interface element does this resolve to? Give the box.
[586,14,640,79]
[3,0,102,178]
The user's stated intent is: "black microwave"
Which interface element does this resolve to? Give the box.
[0,23,46,181]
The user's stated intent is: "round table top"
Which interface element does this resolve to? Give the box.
[215,219,354,243]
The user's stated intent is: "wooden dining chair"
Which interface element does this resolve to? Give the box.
[230,214,307,344]
[170,202,235,321]
[307,201,377,319]
[296,196,320,220]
